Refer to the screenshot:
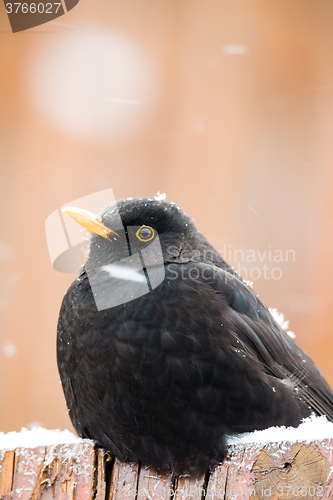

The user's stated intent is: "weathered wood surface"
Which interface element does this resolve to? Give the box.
[1,440,333,500]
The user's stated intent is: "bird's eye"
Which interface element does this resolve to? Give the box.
[136,225,155,242]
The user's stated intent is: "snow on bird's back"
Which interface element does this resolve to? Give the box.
[269,307,296,338]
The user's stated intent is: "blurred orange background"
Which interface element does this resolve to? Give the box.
[1,0,333,433]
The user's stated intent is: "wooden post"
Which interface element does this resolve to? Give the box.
[1,439,333,500]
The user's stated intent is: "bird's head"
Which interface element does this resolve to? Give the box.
[62,197,223,270]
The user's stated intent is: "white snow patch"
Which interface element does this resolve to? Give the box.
[102,264,146,283]
[227,414,333,445]
[269,307,295,338]
[154,191,166,201]
[0,427,84,450]
[243,279,253,289]
[269,307,289,330]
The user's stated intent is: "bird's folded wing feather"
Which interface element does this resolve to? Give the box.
[185,262,333,421]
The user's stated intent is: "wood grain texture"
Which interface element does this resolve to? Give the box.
[1,440,333,500]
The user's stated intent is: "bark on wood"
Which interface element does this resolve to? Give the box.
[0,440,332,500]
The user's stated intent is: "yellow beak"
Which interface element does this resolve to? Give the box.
[61,207,120,240]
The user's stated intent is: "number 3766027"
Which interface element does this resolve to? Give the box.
[5,3,62,14]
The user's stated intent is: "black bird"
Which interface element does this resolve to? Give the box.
[57,198,333,477]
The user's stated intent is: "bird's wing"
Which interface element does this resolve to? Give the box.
[174,262,333,421]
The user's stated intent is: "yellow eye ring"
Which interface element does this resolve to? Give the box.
[136,225,155,242]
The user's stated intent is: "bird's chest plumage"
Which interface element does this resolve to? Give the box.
[58,269,221,402]
[58,268,237,455]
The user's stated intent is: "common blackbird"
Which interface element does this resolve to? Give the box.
[57,198,333,477]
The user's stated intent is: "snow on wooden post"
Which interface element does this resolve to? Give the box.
[1,436,333,500]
